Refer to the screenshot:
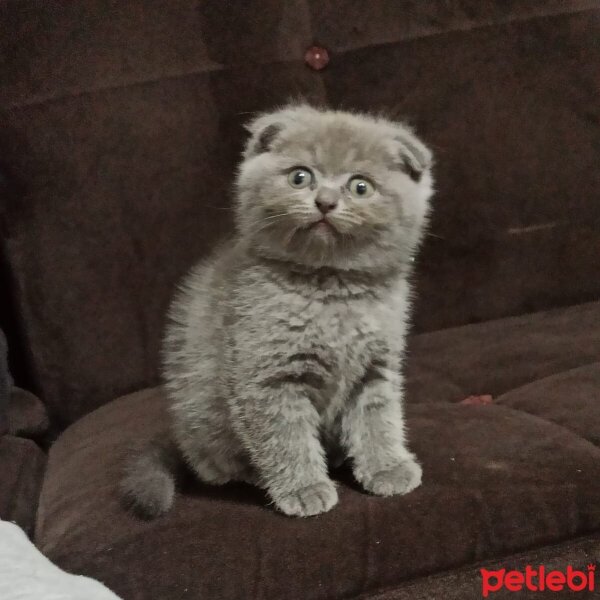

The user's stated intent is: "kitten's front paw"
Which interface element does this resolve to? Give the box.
[361,458,422,497]
[274,480,338,517]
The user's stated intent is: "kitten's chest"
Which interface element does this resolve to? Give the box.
[296,298,390,429]
[295,297,377,359]
[281,274,405,358]
[275,286,390,404]
[235,268,408,406]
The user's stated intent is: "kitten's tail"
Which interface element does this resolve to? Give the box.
[120,436,182,519]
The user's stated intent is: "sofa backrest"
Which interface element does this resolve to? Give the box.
[1,1,599,425]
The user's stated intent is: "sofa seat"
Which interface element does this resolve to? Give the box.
[0,435,46,536]
[34,302,600,600]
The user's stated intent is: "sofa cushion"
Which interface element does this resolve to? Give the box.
[0,435,46,536]
[35,390,600,599]
[405,301,600,404]
[496,363,600,447]
[7,387,50,439]
[2,0,593,107]
[36,299,600,599]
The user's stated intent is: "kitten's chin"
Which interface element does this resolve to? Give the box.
[250,228,402,274]
[303,219,340,242]
[259,223,340,263]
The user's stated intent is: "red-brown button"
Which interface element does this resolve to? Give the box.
[459,394,494,406]
[304,46,329,71]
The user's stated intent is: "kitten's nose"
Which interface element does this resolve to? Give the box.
[315,190,338,214]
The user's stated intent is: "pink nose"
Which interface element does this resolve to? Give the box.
[315,193,338,214]
[315,199,337,214]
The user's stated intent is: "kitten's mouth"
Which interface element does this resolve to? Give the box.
[307,218,338,234]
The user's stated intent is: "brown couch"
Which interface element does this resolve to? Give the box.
[1,2,600,599]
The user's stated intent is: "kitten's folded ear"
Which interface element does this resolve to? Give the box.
[243,115,285,158]
[391,127,433,183]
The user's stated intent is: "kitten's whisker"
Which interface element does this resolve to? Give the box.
[260,212,293,222]
[253,212,294,233]
[283,226,300,248]
[332,215,363,227]
[254,221,285,234]
[205,204,236,211]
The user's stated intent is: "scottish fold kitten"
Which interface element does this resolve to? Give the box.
[121,104,434,518]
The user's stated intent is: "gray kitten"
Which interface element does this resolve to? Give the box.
[121,104,434,518]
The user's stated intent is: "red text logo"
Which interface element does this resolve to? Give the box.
[481,564,596,597]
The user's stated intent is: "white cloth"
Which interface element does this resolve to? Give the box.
[0,519,121,600]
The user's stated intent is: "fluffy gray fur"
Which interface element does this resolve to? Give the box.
[121,104,434,518]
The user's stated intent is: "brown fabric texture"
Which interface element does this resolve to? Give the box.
[404,301,600,404]
[35,301,600,600]
[7,387,50,439]
[365,534,600,600]
[496,363,600,447]
[1,0,596,109]
[36,395,600,600]
[0,325,10,435]
[1,3,599,424]
[0,435,46,536]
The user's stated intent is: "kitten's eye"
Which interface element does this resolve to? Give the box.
[348,176,375,199]
[288,167,313,189]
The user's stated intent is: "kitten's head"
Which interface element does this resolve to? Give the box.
[235,105,434,273]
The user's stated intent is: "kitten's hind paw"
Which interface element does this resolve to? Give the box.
[361,458,422,497]
[274,480,338,517]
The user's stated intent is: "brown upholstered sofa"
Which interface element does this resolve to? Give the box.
[1,2,600,599]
